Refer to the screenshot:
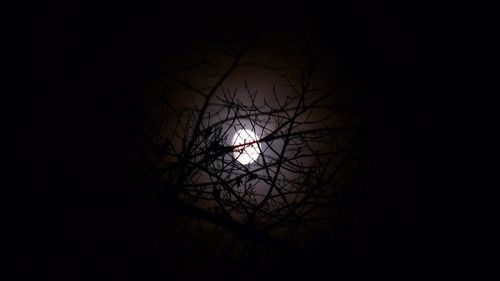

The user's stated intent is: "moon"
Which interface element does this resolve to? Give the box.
[231,129,260,164]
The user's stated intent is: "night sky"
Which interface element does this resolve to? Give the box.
[17,2,489,280]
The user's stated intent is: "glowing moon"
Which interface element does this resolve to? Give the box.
[231,129,260,164]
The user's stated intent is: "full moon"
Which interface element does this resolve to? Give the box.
[231,129,260,165]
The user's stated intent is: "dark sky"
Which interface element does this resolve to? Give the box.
[17,2,490,280]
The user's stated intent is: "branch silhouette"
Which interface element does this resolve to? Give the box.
[128,21,365,273]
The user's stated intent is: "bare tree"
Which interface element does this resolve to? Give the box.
[117,20,366,278]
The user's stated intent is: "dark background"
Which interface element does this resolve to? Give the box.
[16,1,490,280]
